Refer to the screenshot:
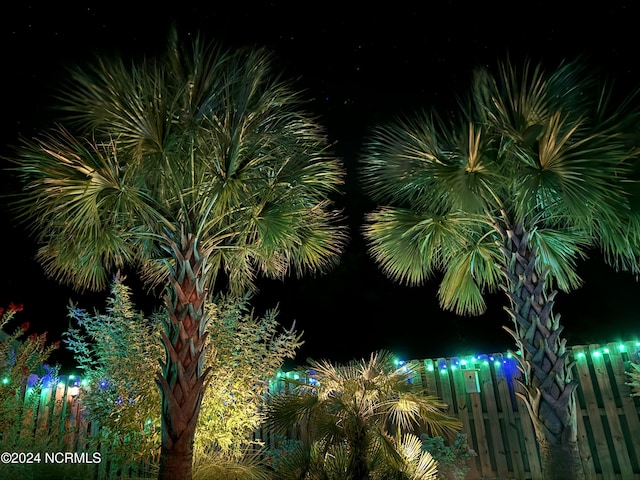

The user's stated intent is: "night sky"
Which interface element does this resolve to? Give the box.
[1,3,639,370]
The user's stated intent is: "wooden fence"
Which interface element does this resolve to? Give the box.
[1,339,639,479]
[270,339,640,480]
[0,374,157,479]
[414,339,640,480]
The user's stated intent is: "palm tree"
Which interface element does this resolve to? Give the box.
[360,59,640,480]
[265,351,460,479]
[8,29,346,480]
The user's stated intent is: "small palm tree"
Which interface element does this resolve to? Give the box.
[361,59,640,479]
[8,29,346,480]
[265,351,460,480]
[627,362,640,397]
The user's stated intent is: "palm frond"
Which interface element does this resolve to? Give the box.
[361,111,502,214]
[530,228,588,292]
[394,433,439,480]
[364,208,487,287]
[437,235,503,316]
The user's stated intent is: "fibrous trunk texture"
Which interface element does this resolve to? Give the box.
[496,219,585,480]
[348,420,370,480]
[157,232,211,480]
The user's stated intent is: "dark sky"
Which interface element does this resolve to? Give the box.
[1,3,639,370]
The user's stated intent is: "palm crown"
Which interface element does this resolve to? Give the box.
[11,31,346,294]
[362,59,640,315]
[266,351,459,479]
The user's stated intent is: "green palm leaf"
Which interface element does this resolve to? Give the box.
[438,237,503,315]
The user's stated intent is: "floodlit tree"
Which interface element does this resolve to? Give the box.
[360,59,640,479]
[9,29,346,480]
[265,351,460,479]
[194,295,302,462]
[65,276,302,477]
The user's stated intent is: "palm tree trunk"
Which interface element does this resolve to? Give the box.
[349,420,370,480]
[495,218,584,480]
[156,232,211,480]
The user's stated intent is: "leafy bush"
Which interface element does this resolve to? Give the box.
[194,294,302,461]
[263,435,306,475]
[0,303,63,478]
[64,276,301,474]
[65,276,162,472]
[420,433,476,480]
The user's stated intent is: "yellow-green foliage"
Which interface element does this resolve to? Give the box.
[65,278,302,469]
[195,296,303,460]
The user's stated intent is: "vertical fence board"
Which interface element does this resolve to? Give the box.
[572,348,598,479]
[596,343,634,478]
[494,355,526,479]
[471,359,494,478]
[436,357,456,418]
[575,344,615,477]
[482,355,509,477]
[451,361,482,479]
[422,359,437,398]
[36,382,53,438]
